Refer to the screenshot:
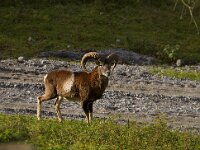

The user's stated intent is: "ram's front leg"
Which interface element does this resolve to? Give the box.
[88,102,93,122]
[81,101,90,123]
[81,101,93,123]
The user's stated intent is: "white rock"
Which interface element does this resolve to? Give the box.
[43,65,47,70]
[176,59,182,67]
[18,56,24,63]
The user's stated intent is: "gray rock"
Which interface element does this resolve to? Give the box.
[38,49,156,65]
[39,50,84,61]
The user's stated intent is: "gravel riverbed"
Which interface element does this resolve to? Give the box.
[0,58,200,132]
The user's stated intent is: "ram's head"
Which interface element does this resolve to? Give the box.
[81,52,119,77]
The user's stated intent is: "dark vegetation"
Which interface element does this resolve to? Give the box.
[0,114,200,149]
[0,0,200,64]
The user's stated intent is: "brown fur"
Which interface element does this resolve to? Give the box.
[37,66,109,123]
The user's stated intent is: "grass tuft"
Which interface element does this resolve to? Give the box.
[149,66,200,81]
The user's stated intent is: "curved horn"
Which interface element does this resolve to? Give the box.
[81,52,100,72]
[107,52,119,71]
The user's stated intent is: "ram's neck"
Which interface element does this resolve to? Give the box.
[89,67,108,90]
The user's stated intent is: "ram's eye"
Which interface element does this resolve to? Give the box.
[99,63,104,66]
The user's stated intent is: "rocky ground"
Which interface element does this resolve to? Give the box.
[0,52,200,133]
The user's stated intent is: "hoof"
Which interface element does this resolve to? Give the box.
[37,117,41,121]
[84,118,90,124]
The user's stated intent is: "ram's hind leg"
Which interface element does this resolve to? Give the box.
[55,96,63,122]
[37,83,57,121]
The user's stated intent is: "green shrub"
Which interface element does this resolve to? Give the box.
[0,115,29,143]
[156,44,180,63]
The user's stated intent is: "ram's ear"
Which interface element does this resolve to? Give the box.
[107,53,119,71]
[95,59,101,66]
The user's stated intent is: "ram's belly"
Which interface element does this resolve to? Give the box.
[62,96,80,102]
[60,87,80,101]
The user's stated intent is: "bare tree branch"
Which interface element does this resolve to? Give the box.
[181,0,199,34]
[173,0,179,10]
[174,0,199,34]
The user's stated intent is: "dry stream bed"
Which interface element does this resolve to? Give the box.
[0,59,200,133]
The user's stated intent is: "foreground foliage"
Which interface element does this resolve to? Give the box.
[0,114,199,150]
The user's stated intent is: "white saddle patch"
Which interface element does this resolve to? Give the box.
[63,73,75,93]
